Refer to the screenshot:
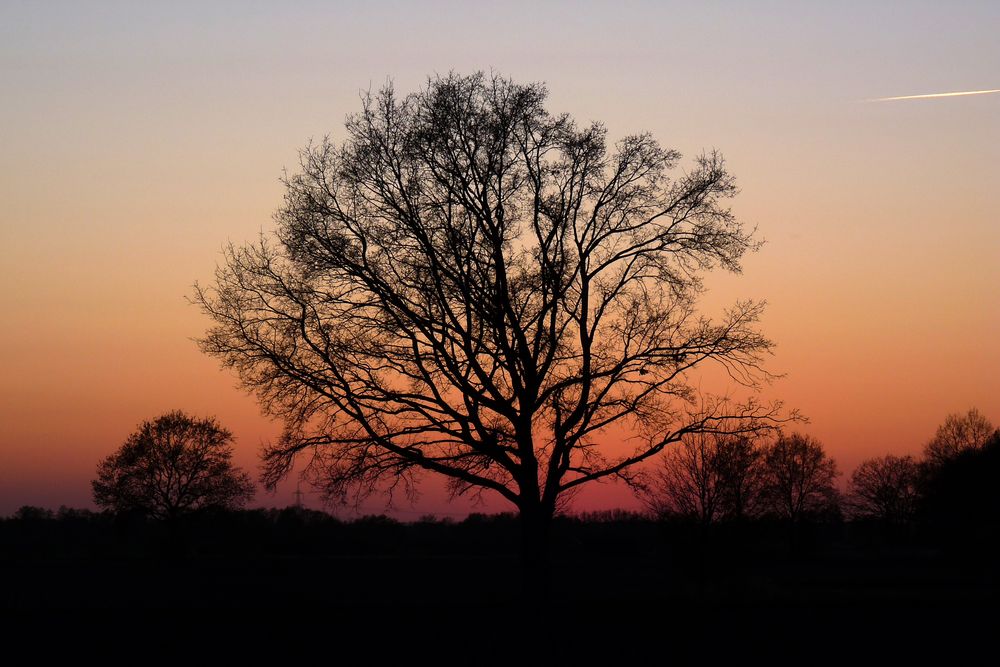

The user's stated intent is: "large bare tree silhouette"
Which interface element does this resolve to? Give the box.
[194,72,782,579]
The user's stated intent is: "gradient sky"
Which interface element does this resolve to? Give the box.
[2,1,998,517]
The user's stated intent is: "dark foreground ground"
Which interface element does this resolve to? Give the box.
[2,509,997,659]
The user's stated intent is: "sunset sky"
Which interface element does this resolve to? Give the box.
[2,1,998,517]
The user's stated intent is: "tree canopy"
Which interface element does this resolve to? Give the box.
[922,407,995,469]
[92,411,255,519]
[761,433,839,521]
[645,431,765,523]
[847,454,919,524]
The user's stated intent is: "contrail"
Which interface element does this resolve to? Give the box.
[870,88,1000,102]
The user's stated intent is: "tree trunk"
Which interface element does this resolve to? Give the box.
[519,505,553,600]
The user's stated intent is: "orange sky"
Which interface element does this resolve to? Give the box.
[2,2,998,517]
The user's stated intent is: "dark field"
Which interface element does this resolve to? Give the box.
[2,509,996,659]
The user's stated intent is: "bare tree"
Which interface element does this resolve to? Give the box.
[847,454,919,524]
[761,433,839,521]
[645,431,764,523]
[714,434,766,519]
[923,408,995,469]
[93,411,255,520]
[193,72,782,576]
[646,432,726,523]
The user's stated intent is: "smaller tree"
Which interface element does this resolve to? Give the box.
[93,411,255,519]
[847,454,919,524]
[919,430,1000,540]
[646,432,726,523]
[714,435,766,520]
[922,408,995,469]
[645,432,764,523]
[761,433,839,521]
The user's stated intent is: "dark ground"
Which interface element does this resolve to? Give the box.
[1,509,997,659]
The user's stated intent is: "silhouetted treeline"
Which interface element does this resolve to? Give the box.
[643,410,1000,547]
[4,409,998,625]
[5,467,1000,560]
[1,506,516,559]
[7,419,1000,564]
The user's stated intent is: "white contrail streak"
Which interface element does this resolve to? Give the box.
[870,88,1000,102]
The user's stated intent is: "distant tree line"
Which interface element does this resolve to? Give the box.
[3,406,999,576]
[643,408,1000,531]
[5,408,996,554]
[643,430,840,523]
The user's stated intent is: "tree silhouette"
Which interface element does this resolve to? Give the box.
[761,433,839,521]
[645,432,764,523]
[846,454,919,524]
[92,411,255,520]
[716,434,768,519]
[194,72,782,576]
[922,408,995,469]
[645,432,727,523]
[919,430,1000,544]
